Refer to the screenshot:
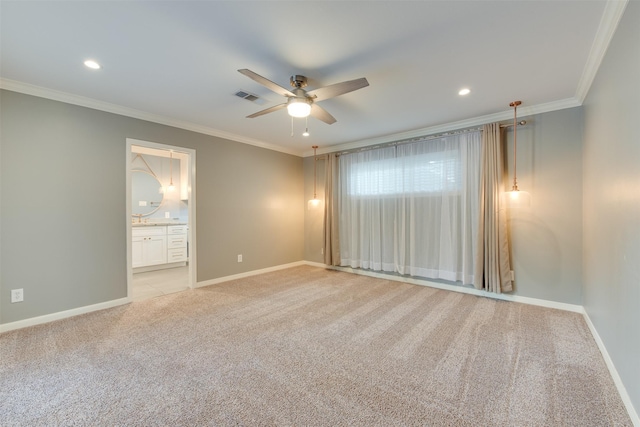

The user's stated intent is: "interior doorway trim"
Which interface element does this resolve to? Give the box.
[125,138,197,300]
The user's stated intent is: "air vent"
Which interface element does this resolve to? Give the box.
[235,90,259,102]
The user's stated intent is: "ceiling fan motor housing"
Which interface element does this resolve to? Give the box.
[290,75,308,89]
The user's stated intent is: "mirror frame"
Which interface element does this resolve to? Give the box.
[131,170,164,219]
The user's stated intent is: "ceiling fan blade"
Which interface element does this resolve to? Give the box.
[307,77,369,102]
[310,104,337,125]
[246,103,287,118]
[238,69,295,98]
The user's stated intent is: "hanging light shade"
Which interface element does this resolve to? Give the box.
[308,145,321,210]
[288,97,311,118]
[505,101,531,208]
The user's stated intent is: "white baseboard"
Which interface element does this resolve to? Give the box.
[323,264,584,313]
[2,261,637,424]
[583,311,640,426]
[0,297,131,334]
[195,261,307,288]
[309,262,638,424]
[303,260,326,268]
[0,261,307,333]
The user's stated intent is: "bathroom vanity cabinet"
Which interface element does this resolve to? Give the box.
[167,225,188,263]
[132,224,187,270]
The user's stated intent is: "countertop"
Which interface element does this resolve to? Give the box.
[132,222,187,227]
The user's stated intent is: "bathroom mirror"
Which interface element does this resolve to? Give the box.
[132,170,164,217]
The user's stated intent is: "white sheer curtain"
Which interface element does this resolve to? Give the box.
[339,131,481,284]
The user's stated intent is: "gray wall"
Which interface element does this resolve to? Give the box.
[583,1,640,414]
[304,107,585,305]
[304,155,325,263]
[0,90,304,324]
[506,107,583,304]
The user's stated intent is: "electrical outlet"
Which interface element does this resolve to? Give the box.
[237,254,243,263]
[11,288,24,303]
[165,211,170,218]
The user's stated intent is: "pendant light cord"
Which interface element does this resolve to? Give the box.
[312,145,318,199]
[510,101,521,191]
[169,151,174,186]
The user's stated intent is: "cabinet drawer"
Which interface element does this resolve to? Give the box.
[168,225,187,235]
[167,234,187,249]
[132,226,166,237]
[168,247,187,262]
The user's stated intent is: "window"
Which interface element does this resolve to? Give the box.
[338,132,481,283]
[348,150,461,196]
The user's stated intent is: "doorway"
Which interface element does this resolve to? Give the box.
[126,138,196,301]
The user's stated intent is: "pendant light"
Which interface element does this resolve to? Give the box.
[505,101,531,207]
[308,145,321,210]
[167,151,176,192]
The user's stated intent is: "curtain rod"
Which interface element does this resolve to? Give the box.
[335,120,527,157]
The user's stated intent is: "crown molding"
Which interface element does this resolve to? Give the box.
[2,2,626,160]
[575,0,629,103]
[303,97,582,157]
[0,78,583,159]
[0,78,304,157]
[304,0,631,158]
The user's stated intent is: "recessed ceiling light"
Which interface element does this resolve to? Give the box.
[84,60,101,70]
[458,88,471,96]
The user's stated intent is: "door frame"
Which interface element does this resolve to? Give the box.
[125,138,197,299]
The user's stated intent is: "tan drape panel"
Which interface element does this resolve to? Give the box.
[474,123,513,293]
[323,153,340,265]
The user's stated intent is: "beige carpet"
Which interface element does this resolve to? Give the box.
[0,266,632,426]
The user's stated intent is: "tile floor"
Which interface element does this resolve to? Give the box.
[132,266,189,302]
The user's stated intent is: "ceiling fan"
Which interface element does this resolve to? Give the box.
[238,69,369,125]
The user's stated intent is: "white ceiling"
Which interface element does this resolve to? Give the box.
[0,1,622,156]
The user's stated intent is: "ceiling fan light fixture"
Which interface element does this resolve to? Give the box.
[238,69,367,125]
[287,98,311,118]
